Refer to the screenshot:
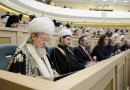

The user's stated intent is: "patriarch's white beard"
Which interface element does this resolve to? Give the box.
[35,47,47,58]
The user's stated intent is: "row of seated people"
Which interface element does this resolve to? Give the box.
[53,18,129,39]
[1,14,35,28]
[6,17,130,81]
[1,14,129,41]
[1,13,22,27]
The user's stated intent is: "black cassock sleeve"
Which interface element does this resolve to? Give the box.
[51,48,85,75]
[7,50,26,75]
[51,48,71,75]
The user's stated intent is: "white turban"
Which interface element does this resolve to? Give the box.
[58,29,72,37]
[28,17,55,35]
[18,17,55,48]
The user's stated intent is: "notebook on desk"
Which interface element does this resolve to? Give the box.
[54,72,74,81]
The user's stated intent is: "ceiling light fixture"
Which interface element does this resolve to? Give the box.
[103,0,106,1]
[124,1,128,2]
[113,1,117,2]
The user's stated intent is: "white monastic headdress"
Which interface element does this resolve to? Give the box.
[19,17,55,48]
[28,17,55,35]
[58,29,72,37]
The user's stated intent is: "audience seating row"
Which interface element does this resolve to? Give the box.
[0,44,91,70]
[0,44,18,70]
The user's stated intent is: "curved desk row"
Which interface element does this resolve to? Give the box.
[0,50,130,90]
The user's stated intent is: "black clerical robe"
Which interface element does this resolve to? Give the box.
[7,46,54,77]
[51,44,85,75]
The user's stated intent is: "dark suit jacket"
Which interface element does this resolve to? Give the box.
[91,44,110,61]
[74,45,91,63]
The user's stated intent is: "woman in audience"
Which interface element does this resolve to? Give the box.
[7,17,56,80]
[51,29,85,75]
[91,35,110,61]
[5,15,19,28]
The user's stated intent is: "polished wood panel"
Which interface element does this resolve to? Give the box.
[0,37,11,44]
[0,50,130,90]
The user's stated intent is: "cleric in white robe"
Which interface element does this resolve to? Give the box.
[7,17,56,80]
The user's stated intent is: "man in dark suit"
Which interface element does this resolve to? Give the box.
[74,36,92,63]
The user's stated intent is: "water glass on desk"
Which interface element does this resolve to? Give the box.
[93,56,98,63]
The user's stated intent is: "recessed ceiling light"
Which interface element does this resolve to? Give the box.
[103,0,106,1]
[113,1,117,2]
[124,1,128,2]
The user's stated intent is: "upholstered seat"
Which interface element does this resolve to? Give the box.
[46,46,55,56]
[69,46,77,53]
[0,44,18,70]
[85,45,91,52]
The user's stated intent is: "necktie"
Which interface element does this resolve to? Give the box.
[85,49,93,61]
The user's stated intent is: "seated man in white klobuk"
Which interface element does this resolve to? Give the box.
[7,17,57,80]
[51,29,85,75]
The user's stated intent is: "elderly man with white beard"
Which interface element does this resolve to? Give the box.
[7,17,56,80]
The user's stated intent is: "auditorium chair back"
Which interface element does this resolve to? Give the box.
[46,46,55,57]
[69,46,77,53]
[0,44,18,70]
